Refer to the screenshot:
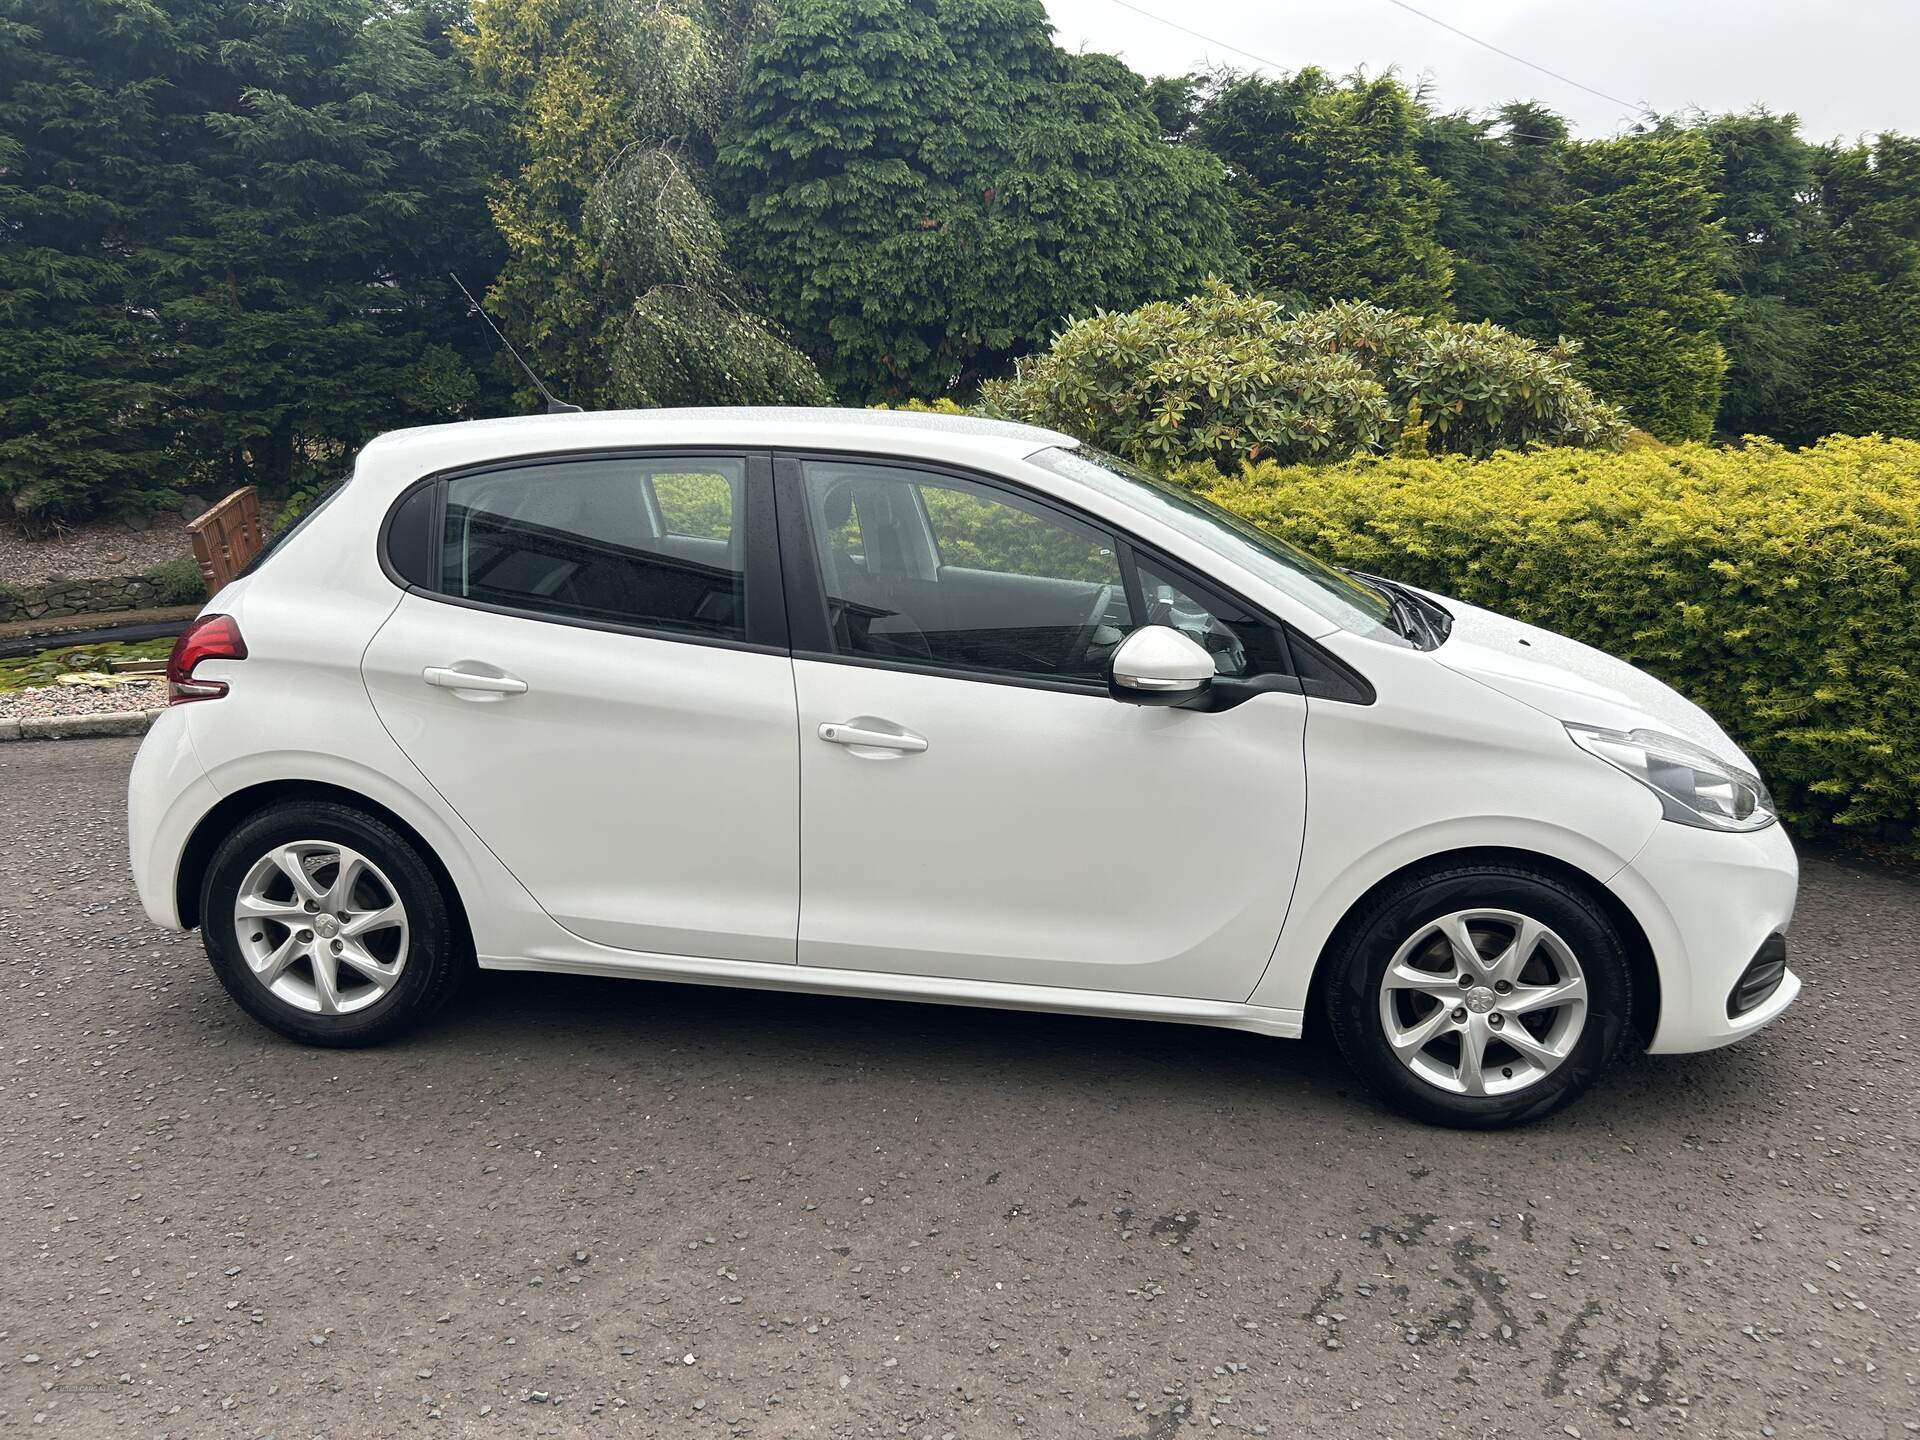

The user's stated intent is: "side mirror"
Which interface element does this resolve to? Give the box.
[1108,625,1215,706]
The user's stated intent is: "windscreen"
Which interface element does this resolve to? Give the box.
[1028,445,1402,643]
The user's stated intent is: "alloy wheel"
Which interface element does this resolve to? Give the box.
[1376,908,1589,1097]
[231,841,410,1016]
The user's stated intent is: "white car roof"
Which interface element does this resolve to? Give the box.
[354,407,1080,489]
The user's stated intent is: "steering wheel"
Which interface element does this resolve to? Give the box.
[1062,582,1119,675]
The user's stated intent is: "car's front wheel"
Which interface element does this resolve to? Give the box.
[1324,862,1633,1128]
[200,800,467,1046]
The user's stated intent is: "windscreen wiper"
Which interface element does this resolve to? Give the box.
[1345,570,1444,649]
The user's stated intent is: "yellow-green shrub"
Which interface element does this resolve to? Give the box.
[983,283,1629,470]
[1181,435,1920,845]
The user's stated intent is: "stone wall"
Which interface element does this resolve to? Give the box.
[0,573,185,624]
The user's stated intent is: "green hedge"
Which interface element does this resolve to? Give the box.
[1180,435,1920,846]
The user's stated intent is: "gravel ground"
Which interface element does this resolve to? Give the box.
[0,519,194,586]
[0,678,165,721]
[0,737,1914,1438]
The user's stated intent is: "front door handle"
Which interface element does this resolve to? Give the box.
[423,664,528,695]
[818,719,928,754]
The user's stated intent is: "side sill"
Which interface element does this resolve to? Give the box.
[478,950,1304,1040]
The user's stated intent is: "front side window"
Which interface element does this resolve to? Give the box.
[802,460,1133,683]
[441,456,747,640]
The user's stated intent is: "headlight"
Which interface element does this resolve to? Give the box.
[1566,723,1776,832]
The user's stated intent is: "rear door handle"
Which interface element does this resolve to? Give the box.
[818,720,927,754]
[423,664,528,695]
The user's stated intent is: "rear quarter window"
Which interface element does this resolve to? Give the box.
[236,480,344,581]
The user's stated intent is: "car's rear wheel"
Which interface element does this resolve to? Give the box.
[1324,863,1632,1128]
[200,801,466,1046]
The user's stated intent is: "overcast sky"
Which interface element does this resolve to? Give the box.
[1042,0,1920,141]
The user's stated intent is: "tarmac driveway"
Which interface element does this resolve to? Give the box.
[0,737,1913,1436]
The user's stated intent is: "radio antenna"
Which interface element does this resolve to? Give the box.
[450,272,583,414]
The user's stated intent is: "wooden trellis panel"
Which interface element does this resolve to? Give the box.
[186,486,265,595]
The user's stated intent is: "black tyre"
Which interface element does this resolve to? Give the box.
[199,800,468,1047]
[1323,862,1633,1128]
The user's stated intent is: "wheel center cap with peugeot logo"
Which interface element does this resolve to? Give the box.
[1465,987,1496,1014]
[315,915,340,939]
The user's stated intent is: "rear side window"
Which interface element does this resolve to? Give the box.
[650,471,733,540]
[439,456,748,640]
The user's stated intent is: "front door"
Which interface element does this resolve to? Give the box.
[782,456,1307,1000]
[362,452,799,964]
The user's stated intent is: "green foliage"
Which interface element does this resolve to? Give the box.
[465,0,825,410]
[716,0,1243,401]
[0,0,177,521]
[461,0,628,408]
[1142,73,1202,141]
[1419,103,1568,331]
[1696,111,1821,438]
[869,397,969,416]
[1784,135,1920,443]
[1531,133,1729,441]
[0,0,510,521]
[985,282,1625,469]
[1196,69,1453,315]
[145,556,210,607]
[14,1,1920,521]
[920,485,1116,583]
[163,0,510,493]
[1424,115,1730,440]
[986,284,1389,466]
[1184,437,1920,844]
[274,476,338,531]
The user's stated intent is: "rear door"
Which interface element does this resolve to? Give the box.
[361,451,800,963]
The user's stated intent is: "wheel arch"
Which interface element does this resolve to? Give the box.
[176,779,472,957]
[1300,846,1660,1049]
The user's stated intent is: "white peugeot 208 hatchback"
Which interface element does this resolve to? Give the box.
[127,408,1798,1127]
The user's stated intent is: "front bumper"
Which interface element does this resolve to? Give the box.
[1607,817,1800,1053]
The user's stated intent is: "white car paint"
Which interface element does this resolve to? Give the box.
[1433,594,1746,759]
[362,595,801,964]
[791,654,1306,998]
[127,407,1799,1064]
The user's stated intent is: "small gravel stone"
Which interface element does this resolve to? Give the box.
[0,519,192,584]
[0,678,165,722]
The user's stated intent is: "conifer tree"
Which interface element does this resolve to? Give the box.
[1533,133,1728,441]
[1197,69,1454,315]
[717,0,1242,400]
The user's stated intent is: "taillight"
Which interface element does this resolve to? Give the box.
[167,614,247,704]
